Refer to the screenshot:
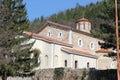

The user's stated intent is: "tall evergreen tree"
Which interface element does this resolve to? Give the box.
[0,0,39,80]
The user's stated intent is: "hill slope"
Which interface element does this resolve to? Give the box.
[30,0,120,44]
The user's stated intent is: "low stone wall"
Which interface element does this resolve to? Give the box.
[7,77,32,80]
[0,77,32,80]
[33,68,55,80]
[33,68,87,80]
[0,68,117,80]
[33,68,117,80]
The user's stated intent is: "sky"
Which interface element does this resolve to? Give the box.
[23,0,101,21]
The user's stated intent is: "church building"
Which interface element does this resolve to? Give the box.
[24,18,116,70]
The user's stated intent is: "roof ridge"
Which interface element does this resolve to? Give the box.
[46,20,72,29]
[36,20,72,33]
[23,31,73,47]
[61,46,97,59]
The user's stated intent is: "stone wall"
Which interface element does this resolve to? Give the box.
[33,68,54,80]
[0,77,32,80]
[7,77,32,80]
[33,68,117,80]
[39,26,69,43]
[0,68,117,80]
[33,68,87,80]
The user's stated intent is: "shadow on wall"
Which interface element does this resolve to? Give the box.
[88,68,117,80]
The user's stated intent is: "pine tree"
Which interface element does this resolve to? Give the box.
[0,0,39,80]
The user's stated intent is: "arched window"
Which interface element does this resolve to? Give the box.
[47,30,51,37]
[87,62,89,68]
[45,55,48,66]
[110,61,116,69]
[83,23,86,30]
[54,55,58,67]
[65,60,67,67]
[78,38,83,47]
[90,42,94,50]
[75,60,78,69]
[58,32,62,38]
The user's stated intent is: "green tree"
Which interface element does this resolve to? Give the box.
[0,0,39,80]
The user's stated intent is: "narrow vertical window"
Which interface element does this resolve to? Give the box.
[79,40,82,45]
[90,42,94,50]
[75,60,78,69]
[65,60,67,67]
[83,23,85,30]
[47,30,51,37]
[59,33,62,36]
[48,32,51,36]
[45,55,48,66]
[87,62,89,68]
[78,38,83,47]
[58,32,62,38]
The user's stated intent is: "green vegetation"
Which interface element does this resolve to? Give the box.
[0,0,39,80]
[88,69,117,80]
[0,0,119,80]
[53,68,64,80]
[30,0,120,44]
[81,68,88,80]
[30,0,120,58]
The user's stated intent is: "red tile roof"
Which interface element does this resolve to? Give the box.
[23,31,72,47]
[96,48,112,53]
[35,20,104,40]
[61,47,97,59]
[75,18,90,23]
[36,20,72,33]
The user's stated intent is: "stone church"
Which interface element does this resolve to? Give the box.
[24,18,117,70]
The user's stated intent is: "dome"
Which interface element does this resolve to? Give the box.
[75,18,90,23]
[75,18,91,34]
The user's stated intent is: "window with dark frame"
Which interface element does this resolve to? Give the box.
[75,60,78,69]
[65,60,67,67]
[87,62,89,68]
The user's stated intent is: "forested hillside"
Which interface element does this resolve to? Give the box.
[30,0,120,44]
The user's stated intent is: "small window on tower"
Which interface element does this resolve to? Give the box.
[83,23,86,30]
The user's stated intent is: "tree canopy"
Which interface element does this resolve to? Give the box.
[0,0,39,79]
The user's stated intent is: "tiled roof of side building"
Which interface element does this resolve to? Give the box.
[96,48,112,53]
[61,47,98,59]
[36,20,72,33]
[23,31,73,47]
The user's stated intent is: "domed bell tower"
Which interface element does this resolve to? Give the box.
[76,18,91,34]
